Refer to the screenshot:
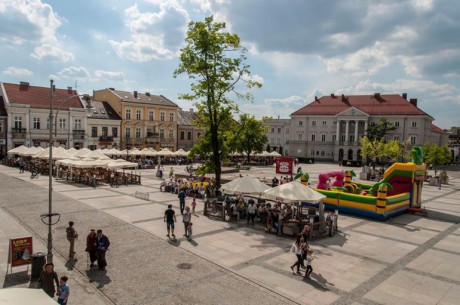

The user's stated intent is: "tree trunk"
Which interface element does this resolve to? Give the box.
[211,122,221,188]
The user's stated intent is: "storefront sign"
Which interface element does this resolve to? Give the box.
[9,237,33,267]
[275,157,294,175]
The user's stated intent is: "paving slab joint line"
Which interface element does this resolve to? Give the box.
[0,206,116,305]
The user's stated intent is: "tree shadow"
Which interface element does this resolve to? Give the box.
[3,271,30,288]
[85,269,112,289]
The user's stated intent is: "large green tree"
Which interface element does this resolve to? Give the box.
[423,143,451,169]
[232,114,268,163]
[367,118,397,141]
[360,136,385,168]
[174,16,261,187]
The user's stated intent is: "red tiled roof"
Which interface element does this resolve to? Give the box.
[431,124,446,134]
[2,83,83,110]
[291,94,430,117]
[0,96,7,116]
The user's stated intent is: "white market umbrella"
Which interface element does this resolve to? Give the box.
[7,145,29,155]
[263,180,326,203]
[70,159,107,168]
[157,148,173,156]
[175,149,189,157]
[107,159,139,169]
[129,147,141,155]
[33,147,73,160]
[21,146,44,156]
[256,151,271,157]
[66,147,79,156]
[269,151,282,157]
[0,288,58,305]
[87,150,107,159]
[73,148,92,158]
[220,176,271,195]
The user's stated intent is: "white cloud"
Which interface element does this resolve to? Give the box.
[94,70,125,81]
[240,95,308,119]
[3,67,33,76]
[53,66,91,81]
[109,2,189,61]
[31,44,74,62]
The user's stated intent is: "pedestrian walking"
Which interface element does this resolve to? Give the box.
[247,200,257,226]
[65,221,78,258]
[183,206,192,238]
[191,197,197,214]
[18,158,25,173]
[178,189,186,214]
[57,275,70,305]
[96,229,110,271]
[164,204,177,238]
[290,235,305,276]
[303,249,315,280]
[85,229,97,267]
[39,262,59,298]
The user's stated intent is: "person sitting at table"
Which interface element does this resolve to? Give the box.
[237,199,246,219]
[160,179,167,192]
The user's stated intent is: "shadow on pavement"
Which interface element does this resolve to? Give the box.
[65,257,78,271]
[307,272,334,291]
[3,271,30,288]
[85,269,112,289]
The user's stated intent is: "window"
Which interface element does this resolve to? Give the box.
[411,121,417,128]
[276,138,280,144]
[297,133,303,140]
[286,128,289,134]
[359,121,365,127]
[160,112,165,122]
[187,132,192,140]
[285,139,289,145]
[0,122,2,132]
[350,135,355,142]
[333,121,337,126]
[46,118,50,129]
[125,127,131,138]
[341,135,346,142]
[277,128,281,133]
[311,134,316,141]
[169,129,174,139]
[14,116,22,129]
[316,151,319,156]
[310,149,315,156]
[298,121,303,126]
[322,121,327,126]
[92,127,98,137]
[312,121,316,126]
[270,138,274,144]
[169,113,174,122]
[33,118,40,130]
[59,118,66,130]
[410,136,416,145]
[321,151,325,156]
[136,110,141,120]
[125,109,131,120]
[180,131,185,140]
[102,127,108,137]
[197,132,201,138]
[160,129,164,139]
[112,127,118,137]
[74,119,82,130]
[332,135,337,142]
[271,128,274,133]
[321,134,326,141]
[393,135,400,141]
[394,121,400,127]
[136,128,141,139]
[370,122,376,126]
[149,111,154,121]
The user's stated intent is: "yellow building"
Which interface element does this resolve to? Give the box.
[93,88,179,150]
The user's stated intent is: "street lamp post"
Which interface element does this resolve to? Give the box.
[40,80,90,263]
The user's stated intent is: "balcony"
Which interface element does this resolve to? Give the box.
[11,128,27,139]
[73,129,85,139]
[99,135,113,142]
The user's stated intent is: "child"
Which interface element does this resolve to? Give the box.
[57,275,70,305]
[191,198,197,214]
[303,249,315,279]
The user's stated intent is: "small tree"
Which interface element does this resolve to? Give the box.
[423,143,451,172]
[233,114,268,163]
[367,118,397,141]
[360,136,385,168]
[383,140,402,163]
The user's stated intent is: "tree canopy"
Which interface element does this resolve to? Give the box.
[174,16,261,187]
[422,143,451,168]
[366,118,397,141]
[231,114,268,163]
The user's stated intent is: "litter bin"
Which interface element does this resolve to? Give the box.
[31,252,46,280]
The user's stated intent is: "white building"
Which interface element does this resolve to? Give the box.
[1,82,88,149]
[263,118,290,156]
[84,99,122,150]
[265,93,448,163]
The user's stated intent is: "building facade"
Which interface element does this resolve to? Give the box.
[94,88,179,150]
[263,118,290,156]
[0,96,7,158]
[1,82,88,150]
[265,93,448,162]
[177,109,204,150]
[84,99,122,150]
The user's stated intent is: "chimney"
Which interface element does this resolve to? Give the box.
[331,93,335,98]
[67,86,72,93]
[402,93,407,100]
[19,81,29,87]
[134,91,138,98]
[342,94,346,101]
[145,92,151,96]
[409,98,418,107]
[374,93,380,99]
[108,87,115,90]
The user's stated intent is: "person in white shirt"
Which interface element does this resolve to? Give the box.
[247,200,257,226]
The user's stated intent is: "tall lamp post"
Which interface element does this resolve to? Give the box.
[40,80,89,264]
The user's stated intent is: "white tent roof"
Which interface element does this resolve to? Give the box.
[87,150,107,159]
[21,146,44,156]
[73,148,92,158]
[263,181,326,203]
[0,288,58,305]
[220,176,271,195]
[107,160,138,169]
[157,148,174,156]
[33,147,74,160]
[7,145,29,155]
[174,149,189,157]
[66,147,79,156]
[255,151,271,157]
[269,151,282,157]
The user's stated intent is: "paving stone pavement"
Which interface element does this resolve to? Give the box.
[1,163,460,305]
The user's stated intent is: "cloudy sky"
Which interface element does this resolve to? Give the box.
[1,0,459,128]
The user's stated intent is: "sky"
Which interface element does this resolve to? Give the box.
[0,0,459,129]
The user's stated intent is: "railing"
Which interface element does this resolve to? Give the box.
[11,128,27,139]
[99,135,113,142]
[11,128,27,133]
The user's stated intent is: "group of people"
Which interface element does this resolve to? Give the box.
[65,221,110,271]
[160,176,219,199]
[271,175,294,187]
[290,225,315,280]
[38,263,70,304]
[164,204,193,240]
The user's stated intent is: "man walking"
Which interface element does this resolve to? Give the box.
[247,200,257,226]
[164,204,177,238]
[183,206,192,238]
[178,188,186,215]
[65,221,78,258]
[96,229,110,271]
[85,229,97,267]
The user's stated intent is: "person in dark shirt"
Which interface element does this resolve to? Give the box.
[178,189,186,214]
[96,230,110,271]
[164,204,177,238]
[39,262,59,298]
